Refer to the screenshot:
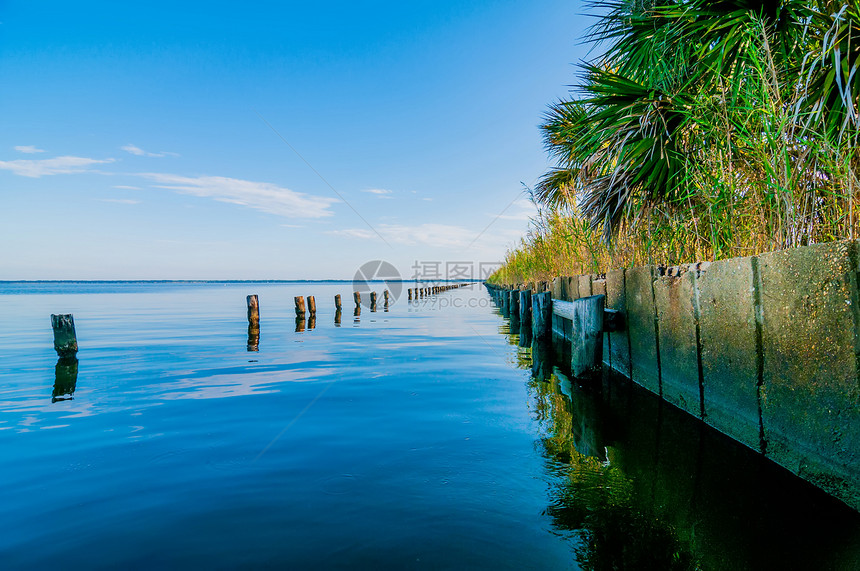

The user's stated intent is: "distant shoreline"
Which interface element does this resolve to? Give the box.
[0,279,476,284]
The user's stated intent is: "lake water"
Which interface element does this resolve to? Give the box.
[0,282,858,569]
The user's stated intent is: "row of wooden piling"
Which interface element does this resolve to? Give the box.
[406,283,467,300]
[485,282,615,378]
[49,283,475,358]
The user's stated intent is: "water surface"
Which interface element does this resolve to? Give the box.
[1,282,858,569]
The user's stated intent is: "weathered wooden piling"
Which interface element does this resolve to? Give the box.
[568,295,606,377]
[308,313,316,330]
[335,294,342,310]
[532,292,552,340]
[294,296,306,316]
[508,290,520,319]
[353,291,361,306]
[383,290,390,303]
[370,291,378,305]
[246,295,260,324]
[519,289,532,323]
[307,295,316,315]
[408,289,413,301]
[51,314,78,357]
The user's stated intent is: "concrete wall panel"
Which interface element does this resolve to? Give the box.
[626,265,660,394]
[697,257,761,452]
[758,241,860,509]
[654,269,702,417]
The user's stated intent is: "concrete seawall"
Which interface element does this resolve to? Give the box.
[494,240,860,512]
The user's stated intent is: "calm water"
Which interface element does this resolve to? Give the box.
[0,282,858,569]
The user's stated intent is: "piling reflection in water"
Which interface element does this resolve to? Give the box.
[52,357,78,403]
[295,316,306,333]
[334,308,342,327]
[247,324,260,352]
[307,313,316,331]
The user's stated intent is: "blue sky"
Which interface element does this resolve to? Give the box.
[0,1,592,280]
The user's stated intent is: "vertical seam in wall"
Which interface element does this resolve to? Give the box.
[692,270,706,419]
[848,242,860,400]
[651,266,663,397]
[751,256,767,455]
[624,269,633,381]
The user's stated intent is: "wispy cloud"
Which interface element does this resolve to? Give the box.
[0,156,115,177]
[14,145,45,154]
[140,173,338,219]
[100,198,141,205]
[362,188,394,199]
[330,223,491,248]
[121,144,180,158]
[113,185,141,190]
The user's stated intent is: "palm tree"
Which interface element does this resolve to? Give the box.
[537,0,859,245]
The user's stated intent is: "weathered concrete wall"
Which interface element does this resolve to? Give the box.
[757,242,860,509]
[616,241,860,511]
[486,239,860,512]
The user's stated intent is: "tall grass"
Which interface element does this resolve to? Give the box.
[492,4,860,285]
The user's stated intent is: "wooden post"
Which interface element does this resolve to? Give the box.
[509,290,520,317]
[294,296,306,316]
[335,294,342,310]
[370,291,378,311]
[570,295,605,377]
[353,291,361,306]
[532,292,552,340]
[519,289,531,323]
[408,289,413,301]
[51,314,78,357]
[383,290,390,303]
[246,295,260,325]
[246,295,260,352]
[307,295,316,315]
[308,313,316,330]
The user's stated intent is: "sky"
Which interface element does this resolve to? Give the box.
[0,1,594,280]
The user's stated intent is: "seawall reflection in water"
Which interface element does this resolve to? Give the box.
[502,315,860,570]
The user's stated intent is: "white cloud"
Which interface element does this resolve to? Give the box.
[14,145,45,154]
[0,156,115,177]
[140,173,338,219]
[121,144,179,158]
[113,185,141,190]
[332,228,376,239]
[330,223,484,248]
[362,188,393,198]
[100,198,141,205]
